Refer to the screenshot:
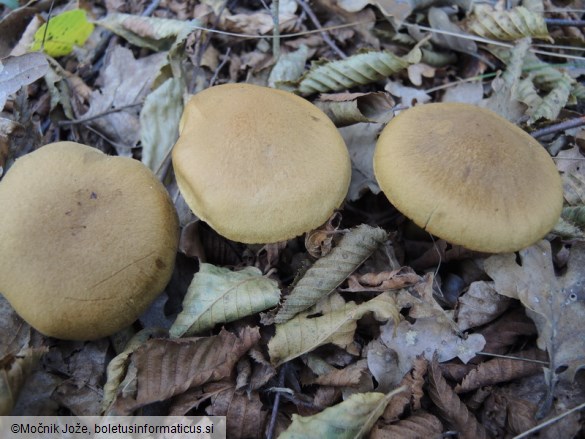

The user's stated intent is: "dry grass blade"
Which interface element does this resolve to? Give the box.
[113,327,260,413]
[427,356,489,439]
[274,224,388,323]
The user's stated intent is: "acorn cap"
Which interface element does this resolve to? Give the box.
[373,103,563,253]
[0,142,179,340]
[172,83,351,244]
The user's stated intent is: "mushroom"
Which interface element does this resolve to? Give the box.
[373,103,563,253]
[0,142,179,340]
[172,83,351,244]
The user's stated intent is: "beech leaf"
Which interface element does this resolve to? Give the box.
[111,327,260,414]
[97,13,201,51]
[279,390,400,439]
[274,224,388,323]
[468,5,550,41]
[292,49,421,95]
[170,263,281,337]
[269,292,399,366]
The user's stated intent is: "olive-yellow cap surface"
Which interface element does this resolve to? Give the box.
[0,142,179,340]
[172,83,351,244]
[373,103,563,253]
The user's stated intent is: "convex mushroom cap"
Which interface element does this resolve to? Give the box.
[172,83,351,244]
[0,142,179,340]
[373,103,563,253]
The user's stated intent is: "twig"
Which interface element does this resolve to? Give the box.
[512,401,585,439]
[142,0,161,16]
[58,103,143,126]
[272,0,280,60]
[295,0,347,59]
[530,115,585,138]
[209,47,231,87]
[545,18,585,27]
[475,351,549,365]
[266,364,287,439]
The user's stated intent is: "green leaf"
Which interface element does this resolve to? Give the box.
[170,263,281,337]
[30,9,94,57]
[279,391,397,439]
[291,49,421,95]
[468,5,550,41]
[274,224,388,324]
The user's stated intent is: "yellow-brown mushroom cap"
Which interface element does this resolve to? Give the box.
[373,103,563,253]
[0,142,179,340]
[172,83,351,244]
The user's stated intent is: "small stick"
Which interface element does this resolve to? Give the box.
[272,0,280,60]
[266,364,287,439]
[530,115,585,138]
[295,0,347,59]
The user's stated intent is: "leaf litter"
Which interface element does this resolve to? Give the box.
[0,0,584,436]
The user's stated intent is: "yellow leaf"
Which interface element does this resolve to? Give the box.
[31,9,94,57]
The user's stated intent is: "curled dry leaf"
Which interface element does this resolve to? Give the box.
[370,411,443,439]
[304,359,369,387]
[111,327,261,414]
[101,327,167,414]
[455,348,547,393]
[97,13,201,51]
[457,281,513,331]
[304,212,342,259]
[484,240,585,380]
[275,224,388,324]
[467,5,550,41]
[344,266,421,293]
[0,347,47,415]
[269,292,399,366]
[314,92,395,127]
[427,357,489,439]
[382,356,428,422]
[293,49,421,95]
[170,263,281,337]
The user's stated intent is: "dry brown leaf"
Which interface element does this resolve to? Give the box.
[344,267,421,292]
[305,359,369,387]
[455,349,547,393]
[427,356,489,439]
[84,46,167,153]
[315,92,395,127]
[112,327,260,414]
[304,212,342,259]
[206,385,268,439]
[506,396,538,435]
[477,308,537,357]
[382,356,428,422]
[456,281,513,331]
[0,347,47,415]
[381,316,485,376]
[485,240,585,380]
[370,411,443,439]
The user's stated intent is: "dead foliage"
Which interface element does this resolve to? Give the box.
[1,0,585,437]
